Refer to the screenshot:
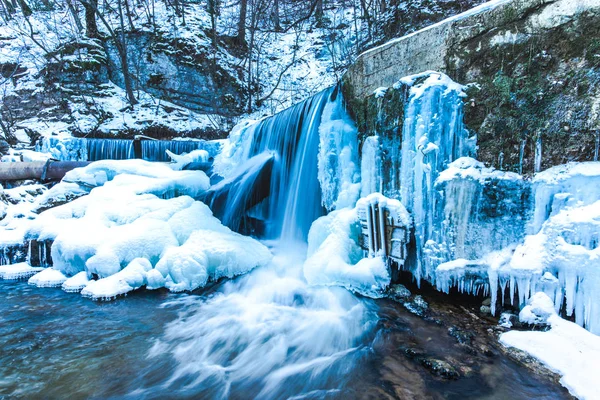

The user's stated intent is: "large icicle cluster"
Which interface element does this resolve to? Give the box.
[398,73,474,283]
[431,157,528,292]
[317,88,361,211]
[352,70,600,335]
[504,163,600,334]
[432,161,600,334]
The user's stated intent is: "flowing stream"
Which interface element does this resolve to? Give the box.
[0,272,570,399]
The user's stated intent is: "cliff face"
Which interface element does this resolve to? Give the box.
[0,32,243,142]
[344,0,600,175]
[104,32,246,117]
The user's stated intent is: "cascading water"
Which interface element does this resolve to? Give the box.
[214,87,336,241]
[137,86,376,399]
[38,137,222,162]
[87,139,135,160]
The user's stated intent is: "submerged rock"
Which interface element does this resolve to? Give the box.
[387,283,412,301]
[404,347,460,380]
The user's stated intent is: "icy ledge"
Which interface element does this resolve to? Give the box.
[501,293,600,400]
[435,161,600,335]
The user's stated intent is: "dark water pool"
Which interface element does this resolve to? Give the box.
[0,280,570,399]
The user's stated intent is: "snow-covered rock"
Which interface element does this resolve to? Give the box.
[501,295,600,400]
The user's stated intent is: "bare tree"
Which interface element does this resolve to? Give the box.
[79,0,138,105]
[83,0,99,38]
[237,0,247,46]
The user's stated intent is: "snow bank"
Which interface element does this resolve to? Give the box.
[18,159,271,299]
[501,293,600,400]
[305,193,409,298]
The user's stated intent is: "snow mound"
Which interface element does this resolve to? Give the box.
[28,268,68,288]
[501,301,600,400]
[22,159,271,299]
[62,271,90,293]
[0,263,43,280]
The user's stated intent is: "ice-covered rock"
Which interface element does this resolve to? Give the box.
[28,267,68,287]
[156,229,272,292]
[305,193,410,298]
[61,271,90,293]
[0,262,43,280]
[20,158,272,299]
[82,258,153,300]
[518,292,556,326]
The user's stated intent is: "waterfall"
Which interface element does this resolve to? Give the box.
[143,87,374,399]
[216,87,340,242]
[87,139,135,160]
[39,137,222,162]
[140,140,221,162]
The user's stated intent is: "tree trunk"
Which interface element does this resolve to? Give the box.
[117,0,137,105]
[66,0,84,32]
[272,0,281,31]
[237,0,247,45]
[16,0,31,17]
[83,0,99,38]
[315,0,323,24]
[123,0,135,31]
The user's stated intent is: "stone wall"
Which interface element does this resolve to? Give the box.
[344,0,600,175]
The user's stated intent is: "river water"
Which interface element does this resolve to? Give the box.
[0,249,570,399]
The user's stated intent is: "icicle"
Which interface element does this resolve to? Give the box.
[534,136,542,173]
[518,138,526,175]
[595,132,599,161]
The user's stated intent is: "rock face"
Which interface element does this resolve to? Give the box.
[1,33,244,141]
[344,0,600,175]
